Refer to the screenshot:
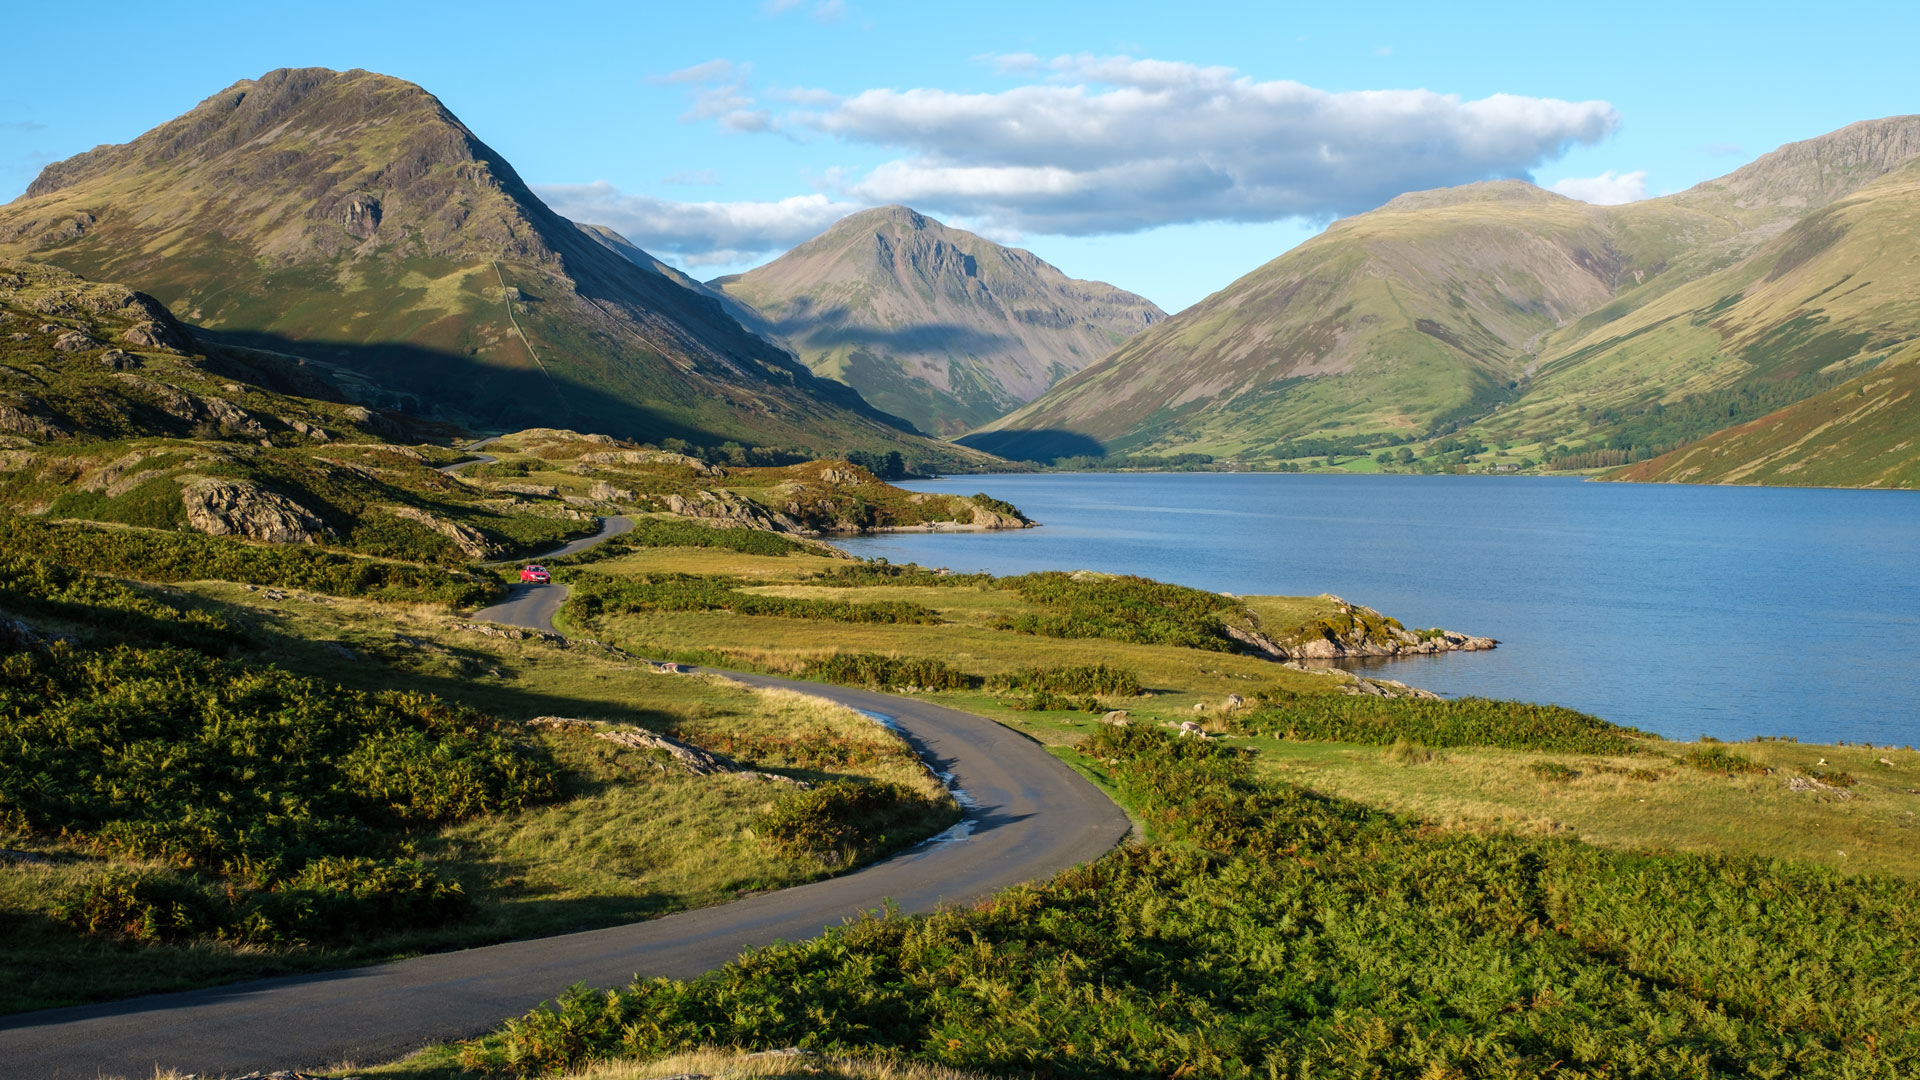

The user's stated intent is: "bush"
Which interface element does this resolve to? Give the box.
[1683,745,1767,773]
[800,654,971,692]
[0,554,238,653]
[811,563,993,588]
[568,573,942,625]
[465,724,1920,1079]
[988,663,1141,697]
[754,780,933,868]
[554,518,809,563]
[995,571,1243,651]
[0,515,497,606]
[1245,690,1645,754]
[2,643,554,945]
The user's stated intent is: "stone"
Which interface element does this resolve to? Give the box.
[52,330,100,352]
[342,194,382,238]
[96,348,137,370]
[589,480,635,502]
[497,482,560,498]
[1101,710,1130,726]
[388,505,501,559]
[179,475,325,544]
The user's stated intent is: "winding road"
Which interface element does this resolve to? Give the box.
[0,512,1130,1079]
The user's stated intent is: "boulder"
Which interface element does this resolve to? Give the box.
[179,475,325,544]
[52,330,101,352]
[1101,710,1130,726]
[589,480,635,502]
[388,505,501,559]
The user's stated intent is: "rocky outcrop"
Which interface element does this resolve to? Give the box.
[388,505,501,559]
[1228,597,1496,661]
[0,404,65,439]
[179,475,325,543]
[579,448,723,476]
[588,480,635,502]
[666,489,805,533]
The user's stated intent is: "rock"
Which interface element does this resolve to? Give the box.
[388,505,502,559]
[200,395,268,436]
[496,482,560,498]
[96,348,137,370]
[120,320,189,352]
[340,405,406,440]
[342,194,382,238]
[326,642,357,661]
[52,330,100,352]
[288,419,329,441]
[0,614,70,652]
[665,489,804,532]
[0,404,65,439]
[1101,710,1130,726]
[179,475,326,543]
[579,448,722,475]
[594,726,742,775]
[589,480,635,502]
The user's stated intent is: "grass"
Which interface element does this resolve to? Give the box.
[433,725,1920,1079]
[0,569,955,1015]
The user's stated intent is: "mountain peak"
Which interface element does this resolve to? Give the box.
[716,206,1163,435]
[1377,179,1570,214]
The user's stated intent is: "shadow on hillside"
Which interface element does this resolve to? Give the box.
[955,428,1107,463]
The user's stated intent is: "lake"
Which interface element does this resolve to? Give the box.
[836,474,1920,746]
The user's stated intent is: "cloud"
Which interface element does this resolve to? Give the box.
[651,59,769,132]
[652,59,739,85]
[1549,169,1649,205]
[536,182,862,267]
[752,54,1619,234]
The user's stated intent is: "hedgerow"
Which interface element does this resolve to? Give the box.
[566,573,942,625]
[554,518,810,563]
[1243,688,1647,754]
[463,726,1920,1079]
[0,515,497,606]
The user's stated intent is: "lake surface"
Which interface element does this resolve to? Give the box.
[836,474,1920,745]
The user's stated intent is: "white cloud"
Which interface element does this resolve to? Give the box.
[761,54,1619,233]
[537,182,862,267]
[1549,169,1649,205]
[599,53,1622,266]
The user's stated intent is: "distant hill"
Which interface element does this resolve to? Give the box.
[0,67,980,468]
[712,206,1163,436]
[973,117,1920,485]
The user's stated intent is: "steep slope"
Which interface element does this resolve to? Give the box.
[712,206,1163,436]
[977,116,1920,473]
[1603,343,1920,489]
[0,68,960,463]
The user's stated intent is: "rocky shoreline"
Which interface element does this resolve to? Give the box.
[1227,596,1497,662]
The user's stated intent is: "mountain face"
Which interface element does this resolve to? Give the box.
[973,117,1920,479]
[0,68,961,463]
[711,206,1164,436]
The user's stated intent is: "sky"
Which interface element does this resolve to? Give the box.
[3,1,1917,313]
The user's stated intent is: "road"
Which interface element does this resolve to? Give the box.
[1,519,1130,1079]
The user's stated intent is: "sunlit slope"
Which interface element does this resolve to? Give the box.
[972,182,1742,456]
[714,206,1163,436]
[0,67,968,463]
[1483,148,1920,450]
[977,116,1920,475]
[1605,344,1920,488]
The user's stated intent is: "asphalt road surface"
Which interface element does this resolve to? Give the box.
[1,521,1129,1079]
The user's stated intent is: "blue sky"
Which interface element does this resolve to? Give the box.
[3,1,1916,312]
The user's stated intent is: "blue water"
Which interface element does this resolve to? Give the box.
[835,474,1920,745]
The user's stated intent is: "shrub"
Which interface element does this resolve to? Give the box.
[555,518,809,563]
[811,563,992,588]
[50,870,223,945]
[1683,745,1767,773]
[568,573,942,625]
[0,515,497,606]
[994,571,1244,651]
[1245,690,1645,754]
[0,554,238,653]
[988,663,1141,697]
[754,780,932,868]
[800,654,971,692]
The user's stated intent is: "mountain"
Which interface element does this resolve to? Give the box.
[711,206,1164,436]
[972,117,1920,481]
[0,67,975,466]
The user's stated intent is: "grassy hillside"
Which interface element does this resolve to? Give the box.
[1606,343,1920,487]
[0,67,984,465]
[977,117,1920,486]
[714,206,1163,437]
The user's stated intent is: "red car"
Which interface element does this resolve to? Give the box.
[519,564,550,584]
